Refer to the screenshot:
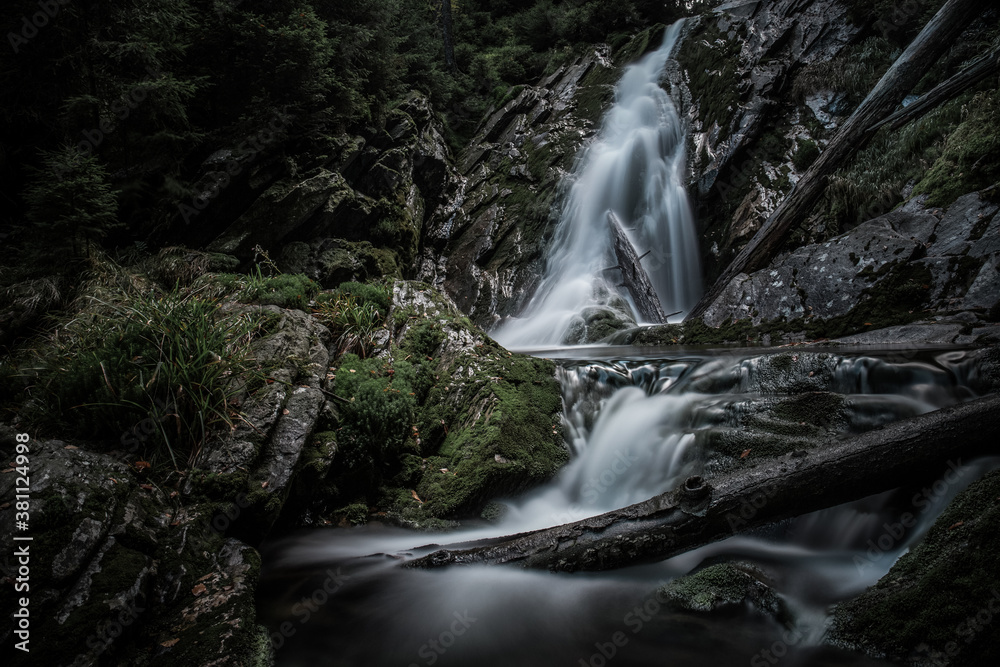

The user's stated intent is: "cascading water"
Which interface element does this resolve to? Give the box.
[255,25,997,667]
[258,348,998,666]
[493,23,702,349]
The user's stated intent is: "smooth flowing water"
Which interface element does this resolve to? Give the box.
[257,25,994,666]
[493,22,701,348]
[259,347,998,667]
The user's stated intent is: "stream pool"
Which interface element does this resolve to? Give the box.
[258,345,997,667]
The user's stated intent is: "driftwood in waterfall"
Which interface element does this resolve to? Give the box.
[406,393,1000,573]
[607,210,668,323]
[870,44,1000,134]
[689,0,986,320]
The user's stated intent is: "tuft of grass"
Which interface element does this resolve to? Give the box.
[807,93,969,236]
[313,282,391,359]
[914,88,1000,207]
[25,286,264,474]
[792,137,820,171]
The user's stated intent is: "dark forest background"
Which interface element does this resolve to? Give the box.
[0,0,713,272]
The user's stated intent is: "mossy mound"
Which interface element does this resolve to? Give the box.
[313,281,568,523]
[828,469,1000,666]
[659,563,784,616]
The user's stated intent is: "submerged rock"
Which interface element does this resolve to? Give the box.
[659,563,785,617]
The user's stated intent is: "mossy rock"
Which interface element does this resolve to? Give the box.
[828,469,1000,665]
[659,563,783,616]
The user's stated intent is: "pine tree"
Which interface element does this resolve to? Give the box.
[25,147,120,259]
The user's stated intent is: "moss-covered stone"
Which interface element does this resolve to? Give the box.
[659,563,784,616]
[828,469,1000,666]
[312,281,568,523]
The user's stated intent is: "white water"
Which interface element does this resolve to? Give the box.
[261,349,998,666]
[493,23,702,349]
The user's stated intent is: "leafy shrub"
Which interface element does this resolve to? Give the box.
[792,138,820,171]
[332,354,420,473]
[239,267,319,311]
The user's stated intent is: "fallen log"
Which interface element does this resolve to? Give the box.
[869,44,1000,134]
[607,210,668,323]
[406,393,1000,572]
[689,0,986,320]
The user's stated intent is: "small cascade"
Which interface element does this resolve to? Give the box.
[493,22,702,349]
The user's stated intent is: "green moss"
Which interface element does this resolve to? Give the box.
[675,19,743,141]
[242,272,319,311]
[831,469,1000,664]
[659,563,781,615]
[414,351,567,517]
[915,89,1000,207]
[792,137,820,171]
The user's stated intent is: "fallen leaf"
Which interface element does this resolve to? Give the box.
[740,449,751,459]
[64,445,79,450]
[197,573,214,582]
[134,460,151,470]
[160,638,180,648]
[191,583,207,596]
[948,521,964,530]
[410,490,423,503]
[261,481,269,488]
[0,468,13,474]
[140,484,154,491]
[170,521,180,527]
[0,502,10,510]
[864,322,873,326]
[282,409,290,415]
[439,468,449,473]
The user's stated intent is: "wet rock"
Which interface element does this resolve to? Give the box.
[701,192,1000,333]
[418,33,661,329]
[827,469,1000,666]
[313,280,568,522]
[0,436,271,667]
[187,305,331,539]
[659,562,784,617]
[207,93,456,276]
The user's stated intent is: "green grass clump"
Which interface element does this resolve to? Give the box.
[808,94,968,237]
[914,89,1000,207]
[314,283,391,358]
[27,288,262,472]
[239,267,319,311]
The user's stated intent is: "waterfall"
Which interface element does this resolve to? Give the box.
[493,22,702,349]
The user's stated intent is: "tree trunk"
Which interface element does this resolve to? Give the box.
[869,44,1000,134]
[607,211,668,323]
[689,0,986,321]
[441,0,456,72]
[405,393,1000,572]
